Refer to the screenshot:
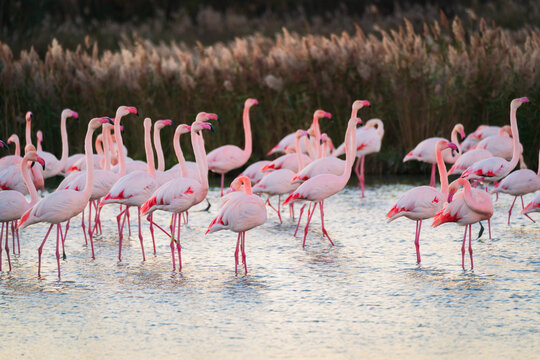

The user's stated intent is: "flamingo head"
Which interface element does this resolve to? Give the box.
[27,151,46,170]
[156,119,173,130]
[195,112,219,123]
[26,111,33,122]
[512,97,530,109]
[191,121,214,133]
[245,98,259,108]
[0,140,7,149]
[314,109,332,120]
[454,123,466,139]
[175,124,191,135]
[62,108,79,119]
[352,100,371,111]
[89,117,113,130]
[36,130,43,143]
[295,129,309,139]
[7,134,18,144]
[116,106,138,119]
[436,140,458,153]
[320,133,328,145]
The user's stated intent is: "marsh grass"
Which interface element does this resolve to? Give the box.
[1,10,539,175]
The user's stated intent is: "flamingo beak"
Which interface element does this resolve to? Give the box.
[324,112,332,119]
[362,100,371,107]
[127,106,139,116]
[519,97,530,103]
[0,140,7,149]
[460,129,466,138]
[72,111,79,119]
[37,156,45,169]
[163,120,173,126]
[186,126,191,131]
[206,113,219,122]
[447,142,458,151]
[356,118,363,125]
[253,99,259,105]
[447,193,454,203]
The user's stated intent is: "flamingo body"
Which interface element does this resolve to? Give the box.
[448,149,493,175]
[386,186,445,222]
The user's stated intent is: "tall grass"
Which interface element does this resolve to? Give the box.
[1,12,539,175]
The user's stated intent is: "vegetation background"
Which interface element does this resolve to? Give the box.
[0,0,539,176]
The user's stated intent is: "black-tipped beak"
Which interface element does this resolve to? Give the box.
[320,139,323,145]
[107,117,114,125]
[31,161,44,170]
[210,124,215,133]
[0,140,7,149]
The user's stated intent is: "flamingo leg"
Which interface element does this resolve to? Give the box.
[354,157,361,187]
[461,225,468,270]
[63,220,69,258]
[414,220,422,264]
[126,207,132,236]
[116,207,128,261]
[38,224,54,277]
[147,215,171,238]
[266,197,282,224]
[234,232,240,275]
[0,223,3,271]
[149,213,156,255]
[176,217,182,271]
[81,207,88,245]
[290,203,295,221]
[294,204,306,237]
[430,163,436,187]
[521,196,536,223]
[303,202,318,248]
[319,201,334,246]
[241,232,247,275]
[508,196,517,225]
[360,155,366,197]
[468,224,474,270]
[169,214,177,271]
[88,201,95,259]
[4,222,11,271]
[220,173,225,197]
[137,206,146,261]
[11,221,15,254]
[15,222,20,254]
[487,219,492,239]
[55,224,61,278]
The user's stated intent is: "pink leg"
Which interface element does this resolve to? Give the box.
[241,232,247,275]
[0,223,3,271]
[63,220,69,257]
[4,222,11,271]
[414,220,422,264]
[354,157,361,186]
[38,224,54,277]
[149,213,156,255]
[303,203,317,248]
[294,204,306,237]
[234,233,240,275]
[508,196,517,225]
[15,223,20,254]
[137,207,146,261]
[266,197,282,224]
[468,224,474,270]
[487,219,492,239]
[290,203,295,221]
[176,217,182,271]
[126,207,132,236]
[319,201,334,246]
[521,196,536,223]
[88,201,95,259]
[81,208,88,245]
[430,163,436,187]
[360,155,365,197]
[11,221,15,254]
[461,225,468,270]
[169,213,177,271]
[220,173,225,197]
[56,224,61,278]
[116,207,128,261]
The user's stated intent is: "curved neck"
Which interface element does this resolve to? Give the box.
[449,127,462,159]
[537,149,540,176]
[103,127,111,170]
[340,121,357,183]
[95,136,103,156]
[36,136,42,152]
[507,105,521,172]
[114,114,126,176]
[144,123,156,177]
[295,135,305,171]
[58,113,69,170]
[242,105,253,159]
[242,178,253,195]
[311,116,322,158]
[435,145,449,195]
[82,125,96,199]
[154,125,165,172]
[25,120,32,147]
[173,131,188,177]
[12,136,20,156]
[192,129,208,189]
[457,179,491,215]
[20,157,38,205]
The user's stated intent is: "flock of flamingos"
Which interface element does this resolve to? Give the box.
[0,97,538,277]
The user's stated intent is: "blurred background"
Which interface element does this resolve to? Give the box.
[0,0,538,175]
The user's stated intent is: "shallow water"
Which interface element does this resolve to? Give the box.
[1,177,539,359]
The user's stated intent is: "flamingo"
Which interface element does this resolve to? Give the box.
[241,160,272,185]
[522,192,540,215]
[460,125,501,152]
[0,144,45,195]
[206,175,267,275]
[461,98,529,183]
[0,151,45,270]
[18,117,111,277]
[35,109,78,178]
[141,114,217,271]
[267,132,308,156]
[403,123,465,187]
[448,148,493,176]
[36,131,43,152]
[99,116,159,261]
[491,149,540,224]
[475,125,524,162]
[387,140,458,263]
[207,98,258,196]
[282,115,364,247]
[432,178,493,270]
[253,130,308,223]
[0,112,33,172]
[261,148,312,173]
[151,119,175,185]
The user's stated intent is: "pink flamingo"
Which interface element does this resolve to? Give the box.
[152,119,176,185]
[403,123,465,187]
[491,149,540,224]
[99,117,159,261]
[475,125,525,162]
[206,175,267,275]
[141,115,217,270]
[267,132,308,156]
[0,113,33,172]
[18,117,110,277]
[253,130,308,223]
[36,109,78,178]
[241,160,272,185]
[448,148,493,176]
[387,140,458,263]
[432,178,493,270]
[0,151,45,270]
[460,125,501,152]
[0,143,45,195]
[207,98,258,196]
[282,116,363,248]
[522,192,540,215]
[0,135,21,169]
[261,147,312,173]
[36,131,43,152]
[461,98,529,183]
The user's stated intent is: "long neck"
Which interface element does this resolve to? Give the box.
[81,126,96,199]
[435,145,449,195]
[95,136,103,156]
[191,130,208,189]
[340,122,357,183]
[103,127,111,170]
[242,178,253,195]
[13,136,20,156]
[36,137,42,152]
[242,105,252,159]
[459,179,492,215]
[25,120,32,147]
[537,149,540,176]
[449,127,461,159]
[295,135,305,171]
[312,117,322,158]
[20,157,38,205]
[144,124,156,177]
[58,113,69,170]
[154,126,165,172]
[114,114,126,176]
[507,105,521,173]
[173,131,188,177]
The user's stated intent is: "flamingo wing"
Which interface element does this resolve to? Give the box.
[387,186,444,222]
